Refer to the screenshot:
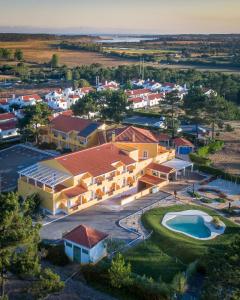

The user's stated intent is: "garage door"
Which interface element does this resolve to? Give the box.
[179,147,192,154]
[73,246,81,263]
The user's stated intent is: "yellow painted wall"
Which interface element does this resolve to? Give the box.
[115,142,159,160]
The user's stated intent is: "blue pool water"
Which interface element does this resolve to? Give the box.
[166,215,211,238]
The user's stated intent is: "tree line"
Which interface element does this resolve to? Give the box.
[0,48,24,61]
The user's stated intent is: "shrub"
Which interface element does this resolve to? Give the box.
[131,274,171,300]
[197,146,209,157]
[225,124,234,132]
[189,153,211,165]
[212,216,221,229]
[108,253,132,288]
[208,140,224,154]
[214,198,226,203]
[200,198,213,204]
[46,244,69,266]
[39,142,57,150]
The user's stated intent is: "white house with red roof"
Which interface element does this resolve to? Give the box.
[0,98,10,111]
[173,137,194,155]
[146,93,164,107]
[128,97,147,109]
[9,94,42,107]
[143,80,162,91]
[0,112,19,140]
[97,80,119,92]
[63,224,108,264]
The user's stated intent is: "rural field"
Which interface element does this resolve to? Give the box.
[0,40,135,67]
[209,121,240,176]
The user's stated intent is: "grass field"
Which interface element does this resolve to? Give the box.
[0,40,135,67]
[124,205,240,282]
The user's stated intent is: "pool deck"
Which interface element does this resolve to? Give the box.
[162,209,226,240]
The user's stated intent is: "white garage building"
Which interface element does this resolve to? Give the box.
[63,224,109,264]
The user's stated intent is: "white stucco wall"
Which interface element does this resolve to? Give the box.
[64,238,107,264]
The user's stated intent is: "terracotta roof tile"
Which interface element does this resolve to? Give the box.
[51,115,100,135]
[147,162,175,174]
[63,224,108,248]
[55,143,136,176]
[139,174,166,186]
[63,185,88,198]
[0,113,16,121]
[174,137,194,147]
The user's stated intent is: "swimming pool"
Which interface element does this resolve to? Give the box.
[162,210,225,240]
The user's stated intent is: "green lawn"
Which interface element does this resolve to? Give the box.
[124,205,240,282]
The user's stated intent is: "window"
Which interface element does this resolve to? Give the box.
[82,248,89,255]
[152,170,159,177]
[66,242,72,248]
[143,151,148,159]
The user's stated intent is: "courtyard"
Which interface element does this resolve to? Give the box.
[0,144,55,192]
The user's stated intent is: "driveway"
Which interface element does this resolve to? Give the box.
[40,191,170,243]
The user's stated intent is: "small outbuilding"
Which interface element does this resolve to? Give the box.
[173,137,194,155]
[63,224,109,264]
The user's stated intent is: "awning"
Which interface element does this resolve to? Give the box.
[147,162,175,174]
[19,163,71,188]
[139,174,166,186]
[162,158,193,171]
[63,185,88,198]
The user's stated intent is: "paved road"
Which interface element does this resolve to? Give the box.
[41,191,170,243]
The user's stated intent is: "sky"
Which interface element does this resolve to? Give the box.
[0,0,240,34]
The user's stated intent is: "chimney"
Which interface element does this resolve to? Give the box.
[132,132,136,143]
[112,130,116,142]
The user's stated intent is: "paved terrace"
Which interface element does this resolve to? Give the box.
[40,191,170,243]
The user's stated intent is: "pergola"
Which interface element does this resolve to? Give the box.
[19,163,71,191]
[162,158,193,179]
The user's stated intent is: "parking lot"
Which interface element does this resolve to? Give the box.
[40,191,170,243]
[0,144,55,192]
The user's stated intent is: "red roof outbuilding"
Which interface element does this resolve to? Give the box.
[63,224,108,249]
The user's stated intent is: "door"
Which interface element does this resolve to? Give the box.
[73,246,81,263]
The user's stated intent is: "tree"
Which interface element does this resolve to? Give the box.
[78,78,90,87]
[50,54,59,68]
[160,90,180,138]
[20,103,51,144]
[14,49,24,61]
[101,90,128,122]
[30,268,64,299]
[183,87,207,139]
[201,235,240,300]
[171,272,187,299]
[108,253,132,289]
[0,192,40,297]
[72,93,96,119]
[65,69,72,82]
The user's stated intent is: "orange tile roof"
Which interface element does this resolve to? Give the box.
[63,224,108,248]
[63,185,88,198]
[139,174,166,186]
[0,113,16,121]
[147,162,175,174]
[128,97,144,103]
[98,126,158,144]
[154,133,170,141]
[50,115,100,134]
[147,93,162,100]
[55,143,136,177]
[0,120,17,131]
[22,94,41,102]
[116,126,158,143]
[174,137,194,147]
[126,88,151,97]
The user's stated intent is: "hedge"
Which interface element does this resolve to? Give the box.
[197,165,240,184]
